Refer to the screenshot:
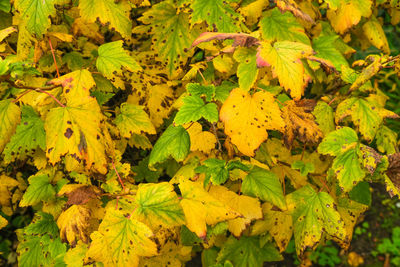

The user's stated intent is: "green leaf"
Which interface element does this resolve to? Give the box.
[62,51,87,71]
[233,48,259,91]
[242,166,286,209]
[132,156,162,183]
[0,99,21,152]
[96,40,141,79]
[0,0,11,12]
[174,96,219,125]
[64,242,88,267]
[79,0,132,38]
[87,209,157,265]
[312,35,348,70]
[17,236,43,267]
[291,160,315,176]
[91,90,114,106]
[133,182,185,228]
[139,2,198,76]
[333,148,365,192]
[190,0,242,32]
[318,127,359,156]
[20,174,56,207]
[259,7,309,44]
[3,105,46,163]
[336,97,384,141]
[376,125,398,154]
[213,82,234,103]
[0,58,10,75]
[288,185,346,257]
[217,236,282,267]
[115,103,155,138]
[312,101,335,136]
[349,181,371,206]
[25,212,59,237]
[196,158,229,186]
[14,0,58,36]
[187,83,215,101]
[149,125,190,168]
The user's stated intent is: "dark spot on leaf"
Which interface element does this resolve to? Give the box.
[64,128,73,139]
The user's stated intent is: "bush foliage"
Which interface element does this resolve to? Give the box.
[1,0,400,266]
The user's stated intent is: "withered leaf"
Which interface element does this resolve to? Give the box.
[191,32,259,49]
[386,153,400,190]
[282,99,323,148]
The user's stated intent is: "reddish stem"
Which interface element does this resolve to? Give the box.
[36,88,65,107]
[48,38,60,78]
[112,161,126,191]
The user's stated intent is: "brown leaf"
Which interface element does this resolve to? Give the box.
[58,184,100,205]
[282,99,323,148]
[191,32,259,49]
[386,153,400,189]
[276,0,315,24]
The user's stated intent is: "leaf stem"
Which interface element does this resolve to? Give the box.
[184,121,195,130]
[112,160,126,191]
[48,38,60,78]
[36,88,65,107]
[197,69,207,84]
[211,123,222,151]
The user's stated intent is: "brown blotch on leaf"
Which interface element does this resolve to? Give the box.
[64,128,73,139]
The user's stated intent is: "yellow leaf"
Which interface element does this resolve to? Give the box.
[0,100,21,152]
[0,215,8,229]
[79,0,132,39]
[139,240,191,267]
[257,41,313,100]
[49,69,95,102]
[251,202,293,252]
[0,175,19,210]
[146,84,174,128]
[327,0,372,34]
[85,209,158,267]
[271,165,307,189]
[186,122,216,154]
[42,198,66,219]
[45,97,109,173]
[72,17,104,43]
[335,198,368,249]
[47,31,74,42]
[362,16,390,54]
[0,27,17,42]
[220,88,284,156]
[64,241,88,267]
[239,0,268,26]
[213,54,236,76]
[128,133,153,150]
[57,205,91,245]
[208,185,262,237]
[347,251,364,267]
[281,100,323,148]
[179,179,241,239]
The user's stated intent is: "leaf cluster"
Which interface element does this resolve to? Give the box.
[1,0,400,266]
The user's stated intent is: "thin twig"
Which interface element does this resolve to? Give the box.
[5,79,60,91]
